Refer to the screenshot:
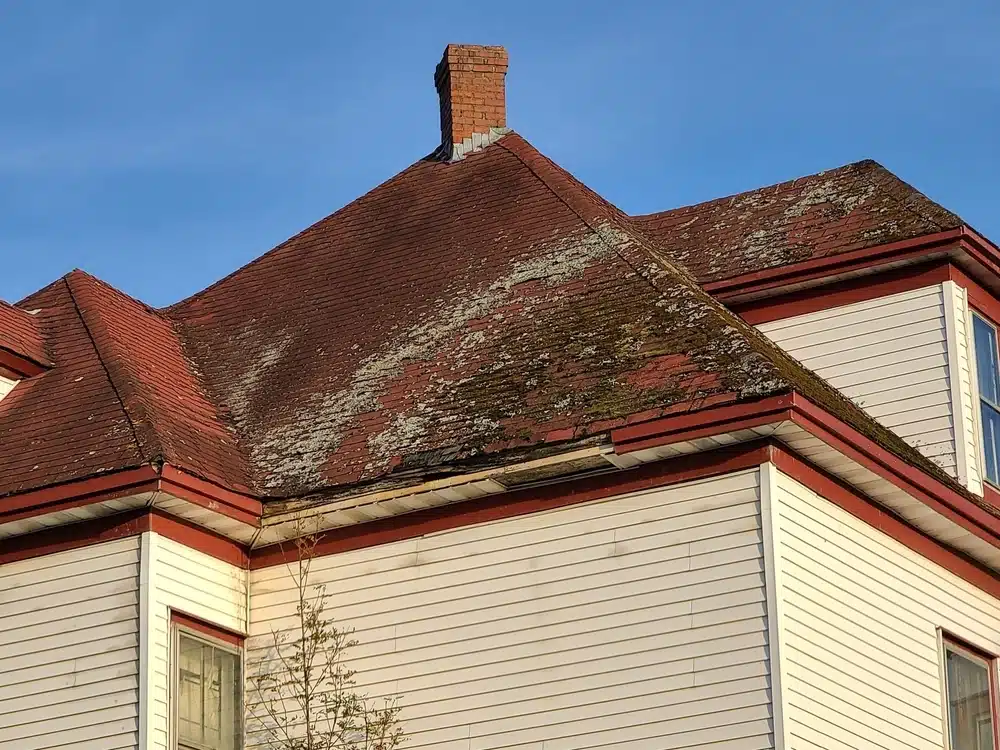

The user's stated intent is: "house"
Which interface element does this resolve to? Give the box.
[3,41,1000,750]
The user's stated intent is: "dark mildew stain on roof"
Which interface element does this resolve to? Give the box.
[2,132,979,511]
[634,159,962,284]
[162,135,966,503]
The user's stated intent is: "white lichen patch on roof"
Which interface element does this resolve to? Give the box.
[785,180,877,218]
[250,227,616,490]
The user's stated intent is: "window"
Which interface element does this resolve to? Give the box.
[973,313,1000,486]
[172,617,243,750]
[944,638,998,750]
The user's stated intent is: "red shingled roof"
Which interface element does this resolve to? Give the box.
[165,134,955,499]
[633,159,962,284]
[0,271,249,498]
[0,300,49,369]
[0,137,974,509]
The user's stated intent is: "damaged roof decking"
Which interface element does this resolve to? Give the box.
[167,133,964,501]
[634,159,963,284]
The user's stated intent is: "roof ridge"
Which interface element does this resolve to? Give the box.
[495,137,967,492]
[496,135,667,290]
[65,268,175,319]
[866,163,963,232]
[66,269,256,491]
[165,152,439,314]
[62,273,156,465]
[631,158,882,221]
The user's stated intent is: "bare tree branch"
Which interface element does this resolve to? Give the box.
[245,521,405,750]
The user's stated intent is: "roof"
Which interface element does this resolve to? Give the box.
[0,300,49,369]
[0,136,976,509]
[0,271,250,498]
[633,159,962,284]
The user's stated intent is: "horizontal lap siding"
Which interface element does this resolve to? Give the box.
[0,537,140,750]
[759,285,958,476]
[249,470,773,750]
[772,471,1000,750]
[146,532,247,750]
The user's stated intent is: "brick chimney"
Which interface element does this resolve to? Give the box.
[435,44,509,160]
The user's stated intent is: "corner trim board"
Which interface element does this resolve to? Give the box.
[138,530,155,750]
[758,461,790,750]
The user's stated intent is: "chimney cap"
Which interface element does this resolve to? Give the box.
[435,44,510,161]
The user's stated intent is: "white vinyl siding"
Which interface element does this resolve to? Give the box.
[769,468,1000,750]
[0,537,141,750]
[759,284,963,480]
[144,532,247,750]
[944,281,984,494]
[249,470,773,750]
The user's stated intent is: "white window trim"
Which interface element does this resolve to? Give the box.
[940,630,1000,750]
[970,311,1000,490]
[170,615,245,750]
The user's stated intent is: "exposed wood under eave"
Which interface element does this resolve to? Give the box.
[4,388,1000,580]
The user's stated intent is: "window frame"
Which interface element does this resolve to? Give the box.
[941,632,1000,750]
[169,612,245,750]
[971,309,1000,489]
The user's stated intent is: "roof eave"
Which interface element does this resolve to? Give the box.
[702,224,1000,305]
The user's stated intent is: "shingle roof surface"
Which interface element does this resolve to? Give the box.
[0,300,49,367]
[165,135,959,499]
[169,134,791,495]
[0,137,973,505]
[633,159,962,284]
[0,278,144,497]
[0,271,249,497]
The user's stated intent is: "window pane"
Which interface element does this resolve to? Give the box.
[946,646,995,750]
[178,635,206,746]
[983,404,1000,486]
[177,632,242,750]
[974,315,1000,405]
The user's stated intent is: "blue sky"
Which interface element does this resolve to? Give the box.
[1,1,997,307]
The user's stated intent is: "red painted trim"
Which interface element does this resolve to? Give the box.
[771,444,1000,600]
[611,390,1000,555]
[0,508,248,567]
[0,463,261,531]
[160,465,262,528]
[705,229,963,301]
[735,261,953,325]
[954,263,1000,327]
[0,346,47,378]
[148,510,249,568]
[985,486,1000,522]
[959,227,1000,282]
[943,631,1000,662]
[250,441,774,569]
[611,393,795,453]
[251,436,1000,601]
[940,630,1000,748]
[789,394,1000,543]
[0,466,159,522]
[171,611,245,647]
[0,509,152,565]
